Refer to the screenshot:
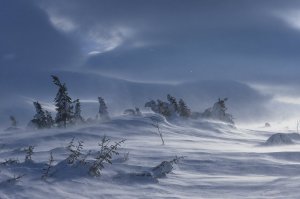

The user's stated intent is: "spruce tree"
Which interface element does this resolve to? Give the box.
[98,97,110,120]
[157,100,171,117]
[31,101,47,128]
[167,94,179,113]
[45,111,54,128]
[73,99,84,123]
[52,75,73,128]
[178,99,191,118]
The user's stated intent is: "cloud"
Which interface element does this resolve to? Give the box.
[273,8,300,30]
[32,0,300,84]
[84,26,135,54]
[0,0,81,72]
[49,15,77,32]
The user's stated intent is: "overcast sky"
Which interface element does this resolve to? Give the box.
[2,0,300,126]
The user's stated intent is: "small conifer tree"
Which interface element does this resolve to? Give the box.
[45,111,54,128]
[178,99,191,118]
[24,146,34,162]
[98,97,110,121]
[157,100,171,117]
[89,136,125,176]
[66,138,83,165]
[73,99,84,123]
[52,75,73,128]
[42,152,54,180]
[167,94,179,113]
[31,101,47,128]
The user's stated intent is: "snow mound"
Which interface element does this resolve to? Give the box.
[286,133,300,140]
[264,133,294,146]
[3,113,300,198]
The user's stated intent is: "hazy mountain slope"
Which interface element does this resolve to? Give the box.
[0,70,270,126]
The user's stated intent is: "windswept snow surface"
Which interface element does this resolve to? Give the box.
[1,113,300,198]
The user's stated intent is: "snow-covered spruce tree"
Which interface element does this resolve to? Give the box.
[24,146,34,163]
[151,156,184,178]
[73,99,84,124]
[202,98,234,124]
[45,111,54,128]
[157,100,172,117]
[66,138,84,165]
[52,75,73,128]
[89,136,125,176]
[31,101,48,129]
[97,97,110,121]
[178,99,191,118]
[167,94,179,113]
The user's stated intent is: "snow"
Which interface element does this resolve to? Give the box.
[1,113,300,198]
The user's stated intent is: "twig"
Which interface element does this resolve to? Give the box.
[150,118,165,145]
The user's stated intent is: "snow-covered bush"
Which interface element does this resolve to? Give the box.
[136,156,184,179]
[151,161,173,178]
[202,98,234,124]
[66,138,84,165]
[24,146,34,163]
[123,107,142,116]
[89,136,125,176]
[41,152,54,180]
[40,137,125,179]
[151,156,184,178]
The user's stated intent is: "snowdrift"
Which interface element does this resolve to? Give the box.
[1,113,300,198]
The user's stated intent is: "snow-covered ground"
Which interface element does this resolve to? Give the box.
[1,113,300,199]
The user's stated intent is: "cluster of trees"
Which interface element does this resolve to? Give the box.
[7,76,234,129]
[28,76,110,129]
[145,95,234,124]
[145,94,191,118]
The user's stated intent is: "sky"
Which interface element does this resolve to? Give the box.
[1,0,300,127]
